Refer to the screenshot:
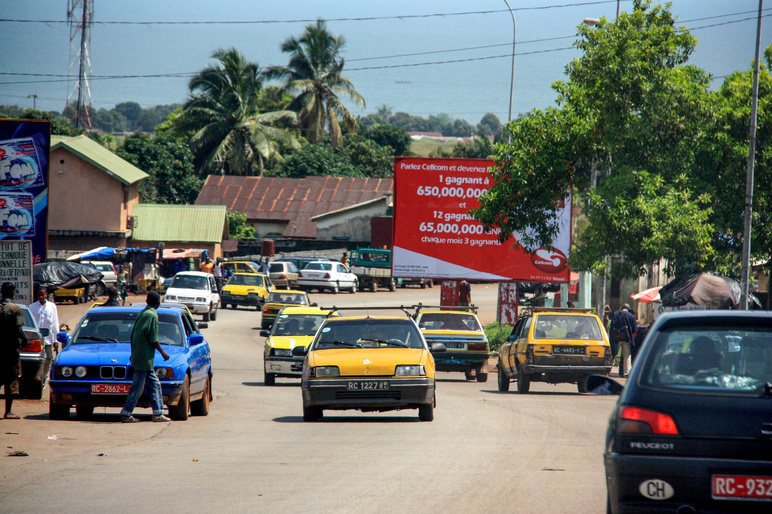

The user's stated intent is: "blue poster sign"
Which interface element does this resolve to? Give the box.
[0,120,49,264]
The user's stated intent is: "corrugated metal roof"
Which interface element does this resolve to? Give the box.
[51,135,149,185]
[131,204,227,243]
[195,176,393,239]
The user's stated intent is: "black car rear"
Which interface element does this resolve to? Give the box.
[603,311,772,513]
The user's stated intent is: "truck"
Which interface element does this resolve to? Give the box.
[349,248,431,292]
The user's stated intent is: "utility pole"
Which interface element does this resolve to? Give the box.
[27,94,38,110]
[66,0,93,129]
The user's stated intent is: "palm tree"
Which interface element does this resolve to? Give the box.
[265,20,365,148]
[176,48,299,176]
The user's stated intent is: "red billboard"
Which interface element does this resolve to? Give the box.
[392,157,572,283]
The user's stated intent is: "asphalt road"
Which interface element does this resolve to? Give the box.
[1,284,616,513]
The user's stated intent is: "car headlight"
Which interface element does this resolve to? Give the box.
[61,366,73,377]
[75,366,88,378]
[196,297,207,303]
[395,365,426,376]
[154,367,173,379]
[311,366,340,377]
[274,349,292,357]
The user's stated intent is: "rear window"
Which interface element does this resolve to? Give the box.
[267,292,307,305]
[418,313,480,331]
[305,262,332,271]
[641,322,772,394]
[269,263,283,272]
[532,314,602,340]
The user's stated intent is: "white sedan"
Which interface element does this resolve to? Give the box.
[296,261,357,294]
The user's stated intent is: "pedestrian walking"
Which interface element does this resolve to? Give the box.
[120,291,170,423]
[213,258,223,293]
[29,286,60,378]
[458,280,471,307]
[0,283,28,419]
[101,286,121,307]
[603,305,616,360]
[609,303,637,377]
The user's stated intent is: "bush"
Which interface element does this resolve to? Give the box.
[484,322,513,354]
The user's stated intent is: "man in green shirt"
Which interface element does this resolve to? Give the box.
[120,291,170,423]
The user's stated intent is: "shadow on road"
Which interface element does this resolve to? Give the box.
[273,414,424,424]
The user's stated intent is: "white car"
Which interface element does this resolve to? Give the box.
[297,261,357,294]
[82,260,118,293]
[163,271,220,321]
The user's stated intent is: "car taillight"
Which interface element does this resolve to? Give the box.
[468,342,487,351]
[21,339,43,352]
[279,274,287,279]
[617,405,679,435]
[324,272,331,279]
[298,271,304,277]
[263,307,270,314]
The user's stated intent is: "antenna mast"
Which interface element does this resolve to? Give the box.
[67,0,93,129]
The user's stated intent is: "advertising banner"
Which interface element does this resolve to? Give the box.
[393,157,571,283]
[0,240,34,305]
[0,120,49,264]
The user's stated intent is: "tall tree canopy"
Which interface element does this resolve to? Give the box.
[471,0,767,279]
[175,48,299,176]
[265,19,365,147]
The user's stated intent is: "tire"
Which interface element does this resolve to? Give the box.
[420,281,427,289]
[476,372,488,383]
[169,375,190,420]
[389,280,396,292]
[203,307,211,322]
[331,283,339,294]
[264,370,276,386]
[464,370,475,381]
[75,405,94,418]
[210,304,217,321]
[349,280,357,293]
[49,399,70,420]
[428,280,433,288]
[418,402,434,422]
[303,405,323,422]
[516,366,531,394]
[191,375,211,416]
[21,378,44,400]
[371,280,378,292]
[497,365,510,392]
[261,321,270,329]
[577,378,588,394]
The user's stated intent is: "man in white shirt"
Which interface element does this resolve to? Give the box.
[213,258,223,293]
[29,287,60,378]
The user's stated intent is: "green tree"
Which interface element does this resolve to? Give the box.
[265,19,365,147]
[273,143,361,178]
[175,48,299,176]
[477,113,501,137]
[343,139,393,177]
[227,211,255,238]
[117,132,203,204]
[473,1,717,279]
[361,124,411,156]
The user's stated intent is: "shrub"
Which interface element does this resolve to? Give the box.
[484,322,513,354]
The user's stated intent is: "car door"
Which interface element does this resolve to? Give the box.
[207,275,220,305]
[501,318,524,375]
[336,263,353,288]
[181,312,209,395]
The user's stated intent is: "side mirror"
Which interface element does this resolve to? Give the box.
[430,342,447,352]
[260,330,270,337]
[508,334,515,341]
[57,332,70,347]
[586,375,624,395]
[188,334,205,346]
[311,302,318,307]
[291,346,307,356]
[198,322,208,329]
[41,327,50,337]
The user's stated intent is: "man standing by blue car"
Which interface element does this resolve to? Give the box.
[120,291,171,423]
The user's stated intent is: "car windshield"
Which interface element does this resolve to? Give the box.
[71,311,185,347]
[532,314,602,340]
[267,292,307,305]
[170,275,208,290]
[227,274,264,287]
[305,262,332,271]
[273,314,327,336]
[418,312,480,331]
[641,323,772,394]
[315,319,424,349]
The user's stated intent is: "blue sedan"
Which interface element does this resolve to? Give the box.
[50,306,213,420]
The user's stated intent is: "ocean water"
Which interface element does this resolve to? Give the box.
[0,0,769,125]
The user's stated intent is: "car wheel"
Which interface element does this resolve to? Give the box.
[476,371,488,383]
[21,378,44,400]
[331,283,339,294]
[389,280,396,292]
[264,370,276,386]
[420,281,427,289]
[497,364,510,392]
[261,321,269,329]
[169,375,190,420]
[371,280,378,292]
[210,304,217,321]
[577,378,588,394]
[75,405,94,418]
[303,405,323,422]
[516,366,531,394]
[428,280,433,288]
[418,401,434,422]
[191,374,211,416]
[203,307,211,322]
[49,398,70,420]
[464,370,475,381]
[350,280,357,293]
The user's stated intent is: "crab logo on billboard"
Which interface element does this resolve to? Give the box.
[0,193,34,236]
[530,248,568,274]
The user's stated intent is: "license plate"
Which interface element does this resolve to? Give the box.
[553,346,585,355]
[712,475,772,500]
[91,383,130,394]
[445,342,466,350]
[347,381,390,390]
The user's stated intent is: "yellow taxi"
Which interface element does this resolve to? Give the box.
[260,290,312,329]
[294,310,440,422]
[497,307,612,394]
[414,307,490,382]
[260,306,338,385]
[54,286,88,304]
[220,272,273,310]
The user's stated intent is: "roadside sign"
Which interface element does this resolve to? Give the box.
[0,239,33,305]
[392,157,572,283]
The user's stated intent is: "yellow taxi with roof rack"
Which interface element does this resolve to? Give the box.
[413,305,490,382]
[220,272,273,310]
[260,290,312,329]
[497,307,613,394]
[260,306,338,385]
[292,306,444,422]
